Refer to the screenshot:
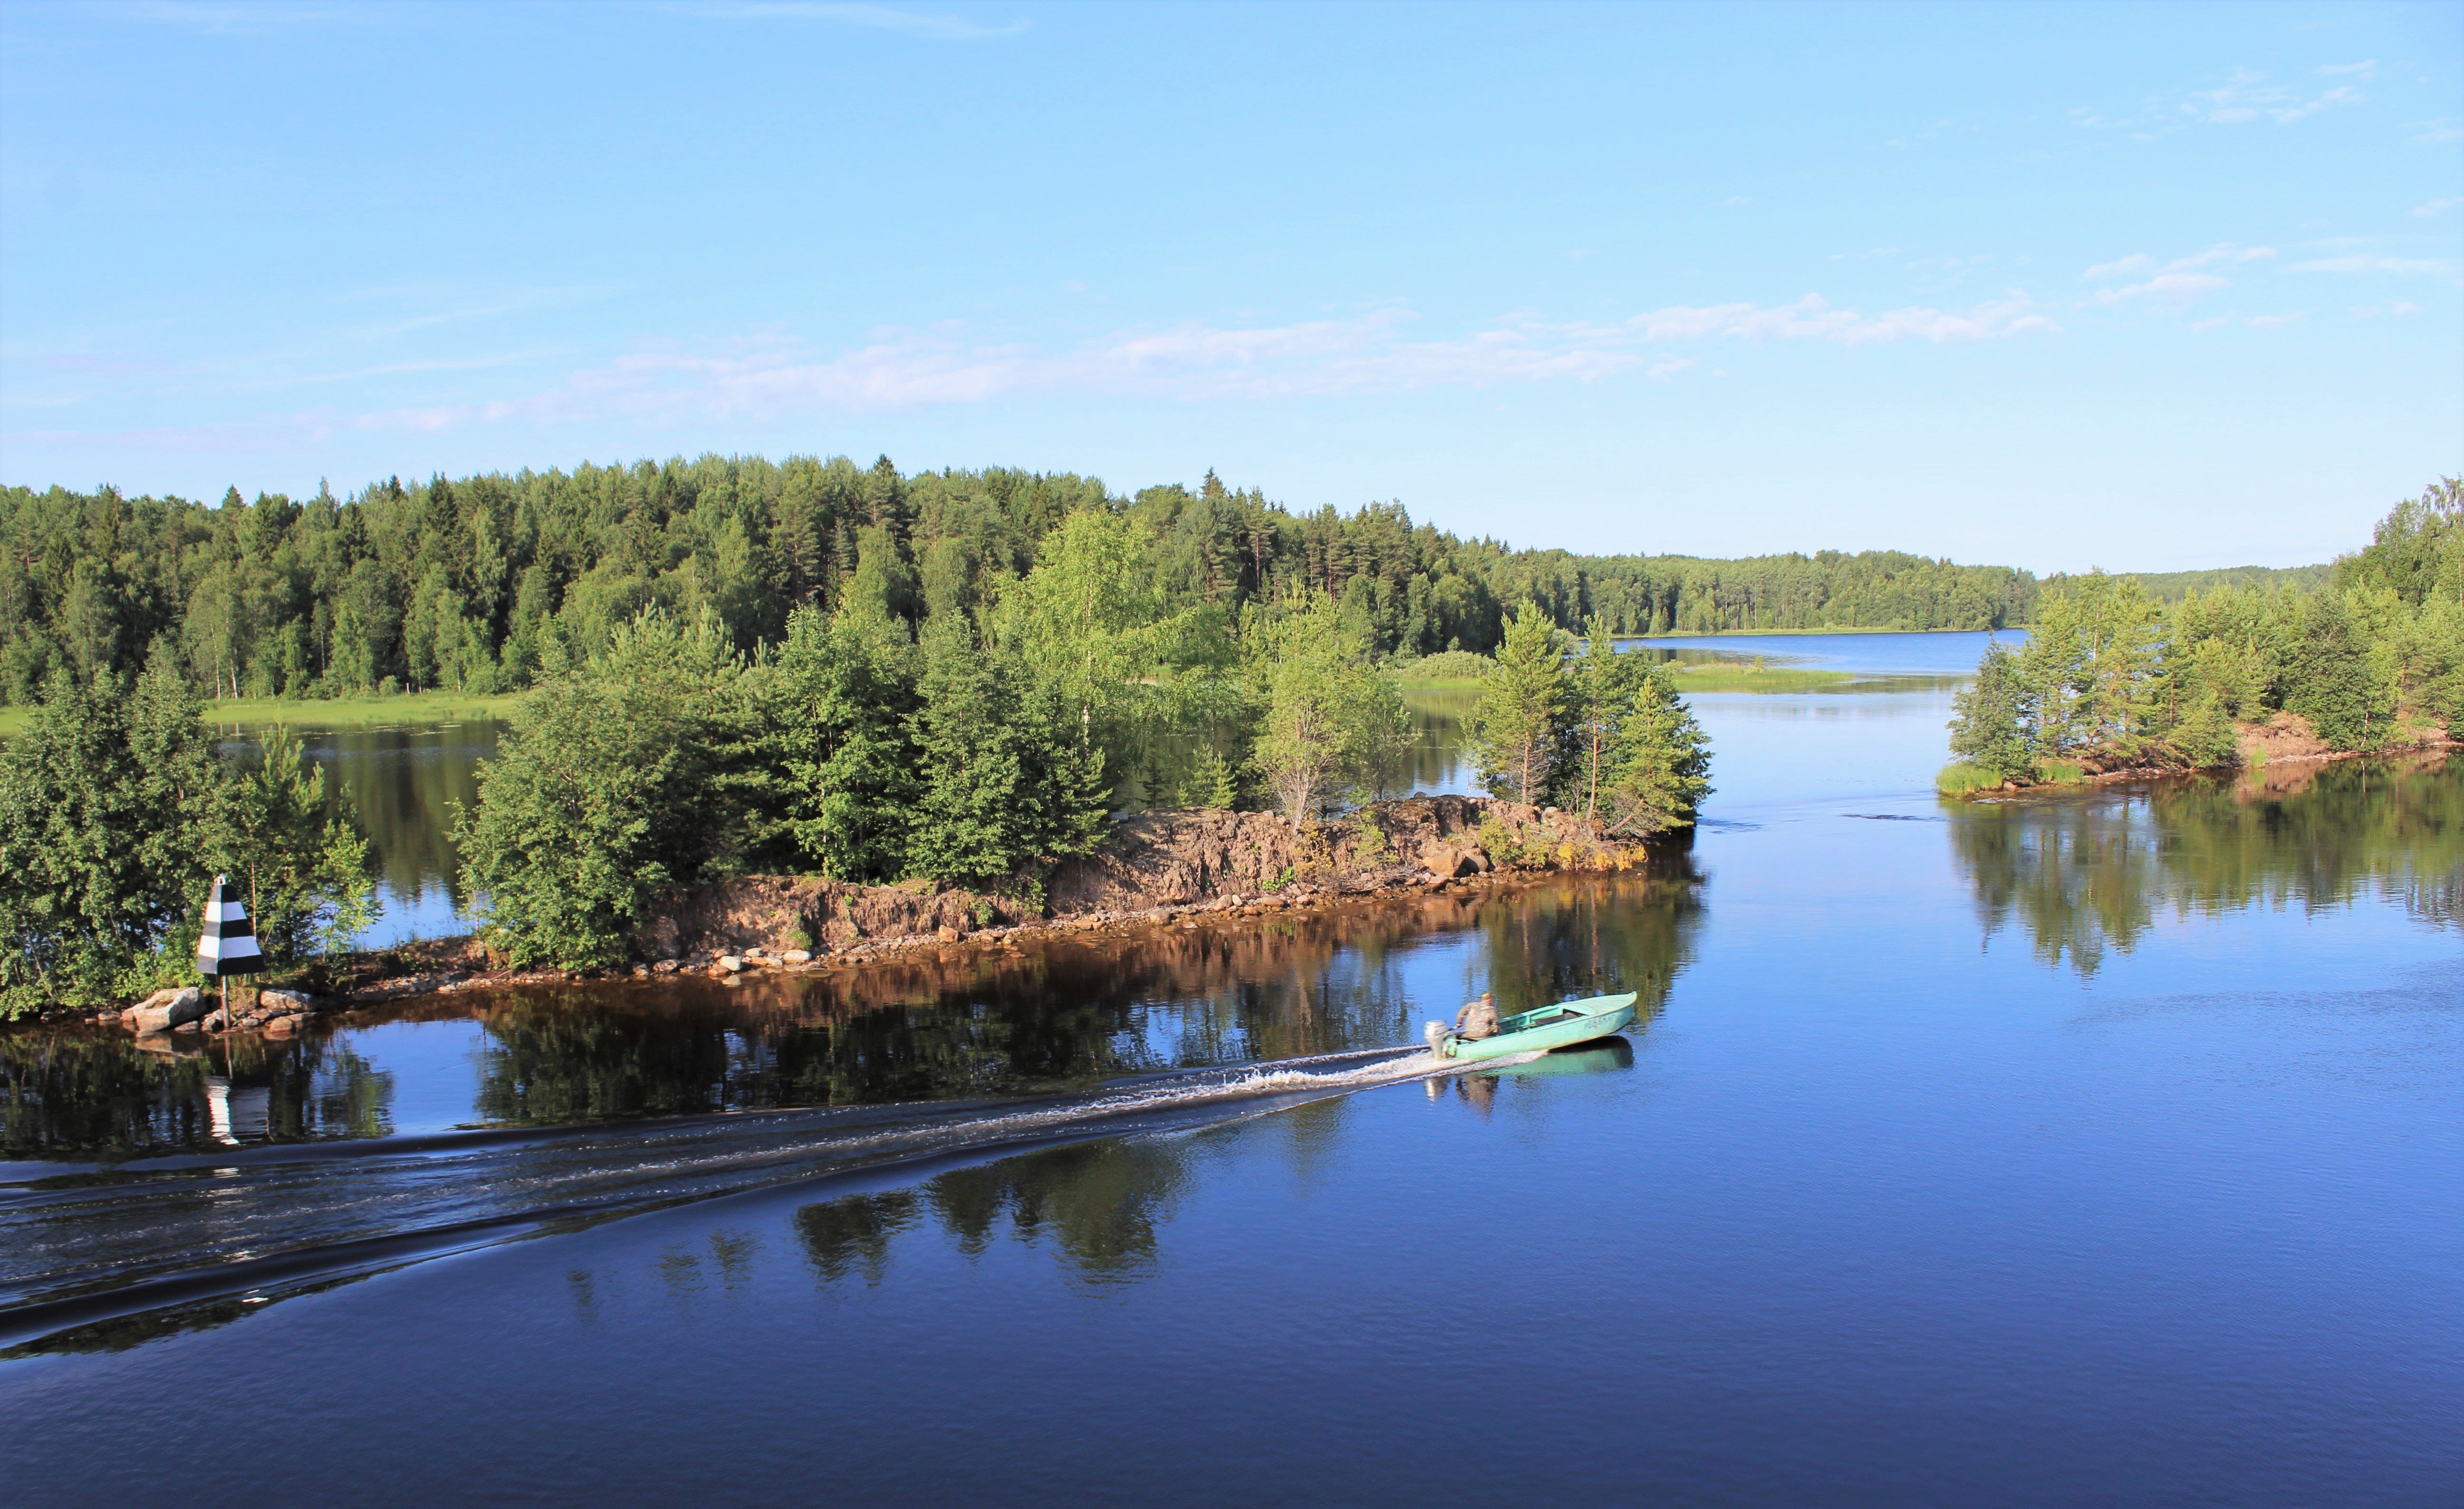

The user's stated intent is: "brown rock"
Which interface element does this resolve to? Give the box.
[936,925,962,943]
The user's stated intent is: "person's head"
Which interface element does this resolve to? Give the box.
[1481,992,1493,1004]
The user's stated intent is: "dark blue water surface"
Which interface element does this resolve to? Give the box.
[3,638,2456,1507]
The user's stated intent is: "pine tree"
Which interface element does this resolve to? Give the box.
[1565,615,1650,817]
[1469,603,1569,804]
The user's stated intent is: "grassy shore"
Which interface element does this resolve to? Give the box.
[1664,663,1857,693]
[196,691,522,730]
[0,690,521,739]
[1396,662,1857,693]
[1620,625,2011,638]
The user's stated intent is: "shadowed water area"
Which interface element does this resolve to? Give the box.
[3,633,2457,1507]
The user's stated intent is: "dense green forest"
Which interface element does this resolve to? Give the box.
[0,453,2040,706]
[0,492,1715,1001]
[2041,562,2331,603]
[1945,478,2462,790]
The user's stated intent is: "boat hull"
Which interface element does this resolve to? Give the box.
[1440,992,1638,1060]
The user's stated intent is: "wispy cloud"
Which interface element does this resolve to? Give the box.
[2290,254,2457,274]
[2075,68,2369,135]
[290,294,2058,433]
[656,1,1028,38]
[2081,245,2272,307]
[2411,118,2463,144]
[2181,68,2363,124]
[2414,198,2463,219]
[2093,273,2230,307]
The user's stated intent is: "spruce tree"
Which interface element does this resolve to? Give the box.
[1948,642,2037,782]
[2283,592,2388,750]
[1598,669,1713,835]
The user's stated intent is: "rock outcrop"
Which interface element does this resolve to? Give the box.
[630,795,1658,966]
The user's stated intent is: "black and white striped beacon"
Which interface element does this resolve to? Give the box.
[196,875,265,979]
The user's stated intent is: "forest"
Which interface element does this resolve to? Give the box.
[0,452,2040,707]
[0,484,1714,1008]
[1944,478,2462,791]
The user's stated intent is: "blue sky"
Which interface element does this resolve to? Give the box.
[0,1,2457,572]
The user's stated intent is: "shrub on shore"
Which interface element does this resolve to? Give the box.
[0,647,378,1018]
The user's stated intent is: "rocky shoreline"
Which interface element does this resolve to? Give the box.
[1959,711,2454,798]
[58,795,1674,1037]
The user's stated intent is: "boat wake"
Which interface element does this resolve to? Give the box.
[0,1042,1537,1354]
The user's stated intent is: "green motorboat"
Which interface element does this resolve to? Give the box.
[1434,991,1638,1061]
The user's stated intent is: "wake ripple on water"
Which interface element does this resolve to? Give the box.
[0,1042,1536,1354]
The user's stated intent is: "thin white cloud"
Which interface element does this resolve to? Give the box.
[2414,197,2463,219]
[2411,118,2464,143]
[2317,61,2376,77]
[320,294,2058,432]
[2290,255,2456,274]
[2080,245,2272,307]
[658,1,1027,38]
[2243,313,2303,328]
[2093,272,2231,308]
[2083,244,2274,281]
[2180,69,2363,125]
[1719,195,1755,207]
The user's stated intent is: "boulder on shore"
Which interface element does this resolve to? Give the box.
[123,987,206,1035]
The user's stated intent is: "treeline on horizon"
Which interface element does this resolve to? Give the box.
[1944,478,2462,791]
[0,453,2048,705]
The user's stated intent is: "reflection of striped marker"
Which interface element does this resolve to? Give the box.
[196,875,265,976]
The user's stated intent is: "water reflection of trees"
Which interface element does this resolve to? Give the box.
[0,1029,395,1158]
[465,863,1702,1122]
[795,1112,1252,1290]
[277,721,497,912]
[2,859,1704,1154]
[1949,753,2461,976]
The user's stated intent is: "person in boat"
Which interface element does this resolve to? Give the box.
[1455,992,1502,1040]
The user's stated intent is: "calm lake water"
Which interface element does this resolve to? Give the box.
[3,632,2457,1507]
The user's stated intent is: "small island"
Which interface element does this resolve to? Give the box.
[1940,479,2459,796]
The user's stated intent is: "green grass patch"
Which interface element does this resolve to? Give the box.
[2,690,523,740]
[2034,759,2090,786]
[1936,761,2009,796]
[1388,649,1492,690]
[1664,663,1858,693]
[197,690,521,731]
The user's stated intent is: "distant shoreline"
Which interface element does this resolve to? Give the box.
[1617,626,2025,639]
